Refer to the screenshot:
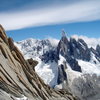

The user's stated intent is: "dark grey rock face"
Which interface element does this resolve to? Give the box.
[90,46,100,63]
[96,45,100,56]
[57,64,67,84]
[57,34,82,72]
[41,49,59,63]
[57,32,70,57]
[69,38,91,61]
[66,56,82,72]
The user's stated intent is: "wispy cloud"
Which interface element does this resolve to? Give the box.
[0,0,100,31]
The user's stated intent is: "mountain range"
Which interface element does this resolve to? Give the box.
[15,30,100,100]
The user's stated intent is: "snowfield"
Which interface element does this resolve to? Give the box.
[78,52,100,75]
[78,60,100,75]
[35,60,58,87]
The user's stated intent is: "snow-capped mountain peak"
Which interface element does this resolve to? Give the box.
[15,32,100,95]
[15,38,59,59]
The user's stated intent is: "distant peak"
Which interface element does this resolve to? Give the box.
[61,29,66,37]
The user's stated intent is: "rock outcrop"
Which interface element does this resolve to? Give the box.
[0,25,76,100]
[96,45,100,56]
[69,38,91,61]
[57,33,82,72]
[57,64,67,84]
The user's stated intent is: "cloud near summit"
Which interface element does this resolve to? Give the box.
[0,0,100,31]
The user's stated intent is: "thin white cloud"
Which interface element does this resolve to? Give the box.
[0,0,100,31]
[72,35,100,49]
[46,37,59,47]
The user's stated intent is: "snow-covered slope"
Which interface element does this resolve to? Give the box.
[15,38,59,59]
[77,52,100,75]
[35,60,58,87]
[78,60,100,75]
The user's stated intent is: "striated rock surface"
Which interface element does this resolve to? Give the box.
[0,25,76,100]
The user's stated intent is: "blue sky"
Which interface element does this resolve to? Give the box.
[0,0,100,41]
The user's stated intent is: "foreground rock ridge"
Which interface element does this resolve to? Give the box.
[0,25,76,100]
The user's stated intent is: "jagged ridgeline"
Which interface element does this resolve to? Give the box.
[0,25,76,100]
[15,28,100,100]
